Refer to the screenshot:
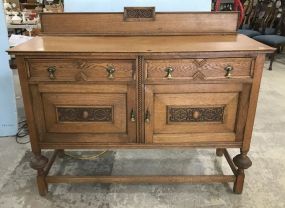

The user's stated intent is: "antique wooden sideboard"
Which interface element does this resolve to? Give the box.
[8,11,274,196]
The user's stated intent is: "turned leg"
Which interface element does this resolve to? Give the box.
[268,53,275,71]
[58,149,65,158]
[216,148,225,157]
[30,153,49,196]
[233,151,252,194]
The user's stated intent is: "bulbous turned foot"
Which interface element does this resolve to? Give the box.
[233,153,252,169]
[58,149,65,158]
[233,153,252,194]
[30,155,48,170]
[30,154,49,196]
[216,148,224,157]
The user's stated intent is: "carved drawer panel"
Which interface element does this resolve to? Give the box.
[43,93,125,133]
[31,84,136,143]
[26,59,135,82]
[144,84,247,144]
[144,58,253,81]
[57,107,113,122]
[168,106,225,123]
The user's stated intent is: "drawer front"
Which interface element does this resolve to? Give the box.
[27,59,135,82]
[144,84,247,144]
[145,58,253,81]
[31,84,136,143]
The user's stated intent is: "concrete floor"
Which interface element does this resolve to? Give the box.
[0,56,284,208]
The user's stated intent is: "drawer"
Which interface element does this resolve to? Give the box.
[145,58,253,81]
[26,59,135,82]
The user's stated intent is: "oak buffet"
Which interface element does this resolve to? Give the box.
[8,11,274,196]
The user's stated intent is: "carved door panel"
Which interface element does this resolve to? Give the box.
[144,84,249,144]
[31,84,136,143]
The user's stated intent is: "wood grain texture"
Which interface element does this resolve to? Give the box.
[145,58,253,80]
[39,141,243,149]
[40,12,239,36]
[153,133,236,143]
[30,85,46,141]
[127,84,137,143]
[235,84,251,142]
[43,133,131,143]
[38,84,128,93]
[223,149,238,175]
[8,35,274,54]
[151,83,243,93]
[233,171,245,194]
[242,54,266,152]
[27,59,135,82]
[15,57,41,154]
[46,175,236,184]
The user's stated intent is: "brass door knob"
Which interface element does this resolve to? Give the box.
[82,111,89,119]
[145,109,150,123]
[224,65,234,78]
[192,111,200,119]
[165,66,174,79]
[106,65,116,79]
[47,66,56,80]
[130,109,136,122]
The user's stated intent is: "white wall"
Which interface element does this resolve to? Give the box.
[0,2,18,136]
[64,0,211,12]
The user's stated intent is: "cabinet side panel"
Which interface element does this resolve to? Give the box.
[242,54,266,152]
[15,56,41,153]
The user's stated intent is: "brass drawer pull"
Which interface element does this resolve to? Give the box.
[224,65,234,78]
[47,66,56,80]
[145,109,150,123]
[165,66,174,79]
[130,109,136,122]
[106,65,116,79]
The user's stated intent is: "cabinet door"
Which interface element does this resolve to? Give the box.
[31,84,136,143]
[144,84,249,144]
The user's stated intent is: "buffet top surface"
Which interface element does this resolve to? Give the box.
[8,34,274,54]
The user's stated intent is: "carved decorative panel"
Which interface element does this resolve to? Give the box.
[124,7,155,21]
[193,59,207,67]
[75,71,89,81]
[192,70,206,80]
[57,107,113,122]
[75,61,92,70]
[168,106,224,122]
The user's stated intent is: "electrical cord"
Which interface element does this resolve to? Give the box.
[15,120,30,144]
[14,120,107,160]
[64,151,108,160]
